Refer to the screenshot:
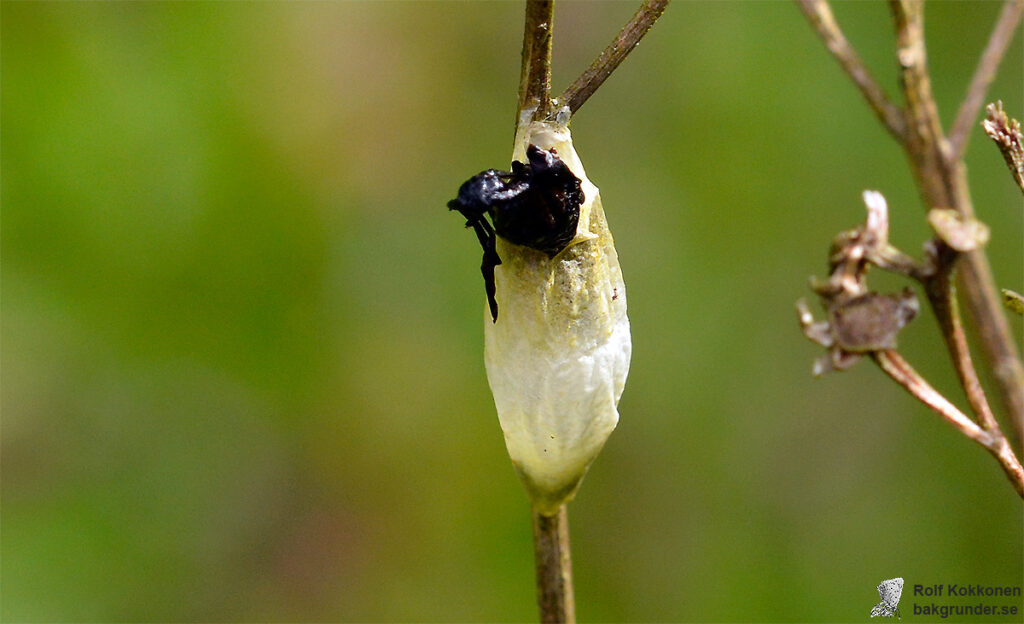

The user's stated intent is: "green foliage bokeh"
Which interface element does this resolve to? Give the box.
[3,2,1022,622]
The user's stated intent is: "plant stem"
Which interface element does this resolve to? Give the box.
[517,6,574,621]
[948,0,1024,161]
[533,505,575,624]
[889,0,1024,444]
[512,2,668,618]
[795,0,906,141]
[798,0,1024,484]
[557,0,670,116]
[519,0,556,123]
[923,259,1000,434]
[873,351,1024,497]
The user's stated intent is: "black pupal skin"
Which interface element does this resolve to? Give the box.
[488,145,583,257]
[448,191,502,322]
[447,145,584,322]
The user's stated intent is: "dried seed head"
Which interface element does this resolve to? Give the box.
[798,191,923,375]
[828,289,919,352]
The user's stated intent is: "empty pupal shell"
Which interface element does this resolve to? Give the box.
[484,119,632,515]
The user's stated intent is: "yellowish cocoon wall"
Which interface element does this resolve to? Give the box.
[484,119,631,516]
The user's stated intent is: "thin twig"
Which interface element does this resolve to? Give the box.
[948,0,1024,162]
[794,0,906,141]
[519,0,556,123]
[799,0,1024,480]
[873,351,1024,497]
[533,506,575,624]
[557,0,670,116]
[888,0,1024,443]
[873,351,991,446]
[921,251,1001,433]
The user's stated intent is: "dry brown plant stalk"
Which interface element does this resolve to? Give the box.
[515,2,668,621]
[795,0,1024,497]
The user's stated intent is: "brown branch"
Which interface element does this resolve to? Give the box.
[948,0,1024,161]
[517,7,575,620]
[519,0,556,123]
[983,101,1024,194]
[889,0,1024,444]
[921,247,1000,433]
[873,350,992,446]
[797,191,1024,495]
[533,506,575,624]
[794,0,906,141]
[890,0,945,189]
[557,0,670,117]
[799,1,1024,486]
[957,252,1024,447]
[873,350,1024,497]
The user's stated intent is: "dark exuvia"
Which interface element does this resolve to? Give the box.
[448,145,584,322]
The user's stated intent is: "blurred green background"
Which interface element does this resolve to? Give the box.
[3,1,1022,622]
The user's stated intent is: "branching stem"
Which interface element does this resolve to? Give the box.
[795,0,906,141]
[514,3,668,619]
[797,0,1024,490]
[558,0,670,116]
[888,0,1024,444]
[873,351,1024,497]
[948,0,1024,161]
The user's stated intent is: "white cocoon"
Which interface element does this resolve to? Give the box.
[484,120,631,515]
